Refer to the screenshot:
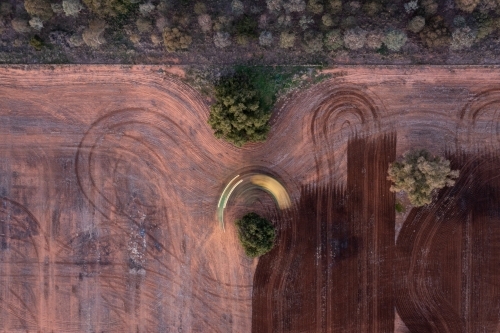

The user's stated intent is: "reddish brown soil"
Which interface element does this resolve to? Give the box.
[2,65,500,332]
[396,152,500,333]
[250,66,500,333]
[252,134,396,333]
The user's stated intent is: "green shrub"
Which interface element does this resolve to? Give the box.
[408,16,425,34]
[29,17,43,31]
[324,29,343,50]
[266,0,283,12]
[24,0,53,21]
[321,14,333,27]
[453,15,466,28]
[213,16,231,32]
[259,31,273,46]
[82,0,136,17]
[136,18,152,33]
[277,14,291,27]
[387,150,459,207]
[362,2,381,16]
[348,1,362,13]
[340,15,357,29]
[302,30,324,53]
[193,2,206,14]
[477,19,495,40]
[234,15,258,38]
[328,0,342,14]
[69,33,85,47]
[29,35,44,50]
[343,27,367,50]
[283,0,306,13]
[231,0,245,15]
[0,3,13,16]
[307,0,324,14]
[404,0,419,13]
[377,43,389,55]
[162,27,192,52]
[82,19,106,48]
[383,29,407,51]
[366,31,383,49]
[214,31,232,48]
[454,0,480,12]
[139,2,155,15]
[12,18,31,33]
[63,0,84,16]
[299,15,314,30]
[51,3,64,14]
[480,0,498,11]
[235,212,276,258]
[422,0,438,15]
[280,31,296,48]
[450,26,476,50]
[419,16,451,48]
[236,34,249,45]
[198,14,212,33]
[395,201,405,213]
[208,72,270,146]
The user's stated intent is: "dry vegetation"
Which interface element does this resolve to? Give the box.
[162,27,192,52]
[1,0,500,64]
[388,150,459,207]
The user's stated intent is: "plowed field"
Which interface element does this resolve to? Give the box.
[396,152,500,333]
[1,65,500,332]
[253,134,396,333]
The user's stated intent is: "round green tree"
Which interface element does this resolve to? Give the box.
[208,73,270,147]
[235,212,276,258]
[387,149,459,207]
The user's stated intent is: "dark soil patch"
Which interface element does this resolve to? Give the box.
[396,151,500,333]
[252,133,396,332]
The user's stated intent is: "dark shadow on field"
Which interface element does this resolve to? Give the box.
[396,151,500,333]
[252,133,396,333]
[330,236,360,261]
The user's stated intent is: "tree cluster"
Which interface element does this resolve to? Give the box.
[387,150,459,207]
[235,213,276,258]
[24,0,53,21]
[162,27,192,52]
[82,0,135,17]
[208,73,270,147]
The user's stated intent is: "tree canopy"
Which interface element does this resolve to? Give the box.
[387,149,459,207]
[235,212,276,258]
[207,73,270,147]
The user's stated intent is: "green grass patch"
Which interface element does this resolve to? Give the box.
[29,35,45,51]
[377,44,389,56]
[233,15,258,38]
[184,64,330,112]
[233,65,327,113]
[191,65,330,146]
[395,201,405,213]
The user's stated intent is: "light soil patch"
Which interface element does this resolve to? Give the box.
[0,65,254,332]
